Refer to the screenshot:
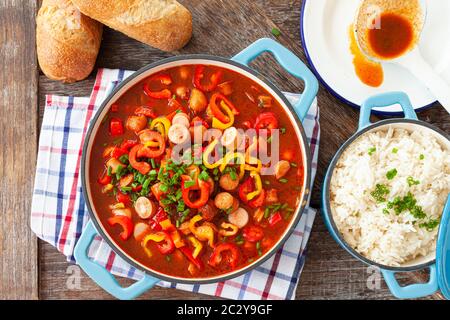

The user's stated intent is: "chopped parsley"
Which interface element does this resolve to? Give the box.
[392,148,398,154]
[407,176,420,187]
[419,154,425,160]
[386,169,398,180]
[371,184,390,203]
[368,147,376,156]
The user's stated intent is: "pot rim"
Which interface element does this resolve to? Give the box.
[81,54,313,284]
[323,118,450,272]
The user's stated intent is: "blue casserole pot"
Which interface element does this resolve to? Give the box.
[73,38,319,300]
[322,92,450,299]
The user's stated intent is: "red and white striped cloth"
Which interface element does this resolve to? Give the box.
[31,68,320,300]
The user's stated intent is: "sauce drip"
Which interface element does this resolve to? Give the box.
[349,25,384,87]
[367,12,414,59]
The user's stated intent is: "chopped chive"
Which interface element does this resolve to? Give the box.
[290,162,297,168]
[150,158,156,168]
[271,27,281,37]
[183,180,196,189]
[120,186,132,193]
[229,170,237,181]
[264,207,271,219]
[159,184,169,193]
[107,166,112,176]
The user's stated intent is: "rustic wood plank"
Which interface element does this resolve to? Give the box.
[37,0,448,300]
[0,0,39,299]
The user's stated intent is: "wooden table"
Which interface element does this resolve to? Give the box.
[1,0,448,300]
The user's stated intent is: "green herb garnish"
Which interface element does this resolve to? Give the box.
[419,218,440,231]
[183,180,196,189]
[371,184,390,203]
[407,176,420,187]
[271,27,281,37]
[386,168,398,180]
[392,148,398,154]
[419,154,425,160]
[368,147,376,156]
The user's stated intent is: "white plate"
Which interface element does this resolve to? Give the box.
[300,0,450,114]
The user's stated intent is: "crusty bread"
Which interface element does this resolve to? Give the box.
[36,0,103,83]
[71,0,192,52]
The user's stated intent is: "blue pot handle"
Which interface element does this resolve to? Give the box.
[232,38,318,121]
[359,92,418,130]
[74,221,159,300]
[381,265,438,299]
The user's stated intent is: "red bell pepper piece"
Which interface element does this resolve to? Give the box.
[180,246,204,270]
[249,189,265,209]
[242,225,264,243]
[238,177,255,204]
[268,212,282,227]
[109,118,124,136]
[97,172,111,185]
[149,207,168,231]
[193,65,222,92]
[120,139,138,151]
[152,73,172,85]
[155,231,175,255]
[242,120,253,130]
[134,106,157,119]
[116,191,131,206]
[208,243,240,269]
[110,104,119,112]
[107,215,133,241]
[254,112,279,132]
[129,144,150,175]
[110,146,128,159]
[181,176,210,209]
[209,93,239,123]
[143,83,172,99]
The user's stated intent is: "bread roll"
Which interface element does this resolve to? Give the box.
[36,0,103,83]
[71,0,192,52]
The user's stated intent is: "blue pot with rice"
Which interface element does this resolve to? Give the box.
[321,92,450,299]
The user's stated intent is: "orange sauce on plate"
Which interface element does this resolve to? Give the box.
[367,12,414,59]
[349,25,384,87]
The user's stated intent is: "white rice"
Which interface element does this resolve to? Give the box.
[330,125,450,267]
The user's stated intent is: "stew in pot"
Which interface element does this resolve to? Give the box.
[89,64,305,278]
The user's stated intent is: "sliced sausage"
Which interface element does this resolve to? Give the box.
[214,192,234,210]
[172,112,190,128]
[189,88,207,114]
[134,196,156,219]
[228,207,249,228]
[219,173,240,191]
[126,115,147,132]
[106,158,123,174]
[168,123,190,145]
[198,200,218,221]
[134,222,151,242]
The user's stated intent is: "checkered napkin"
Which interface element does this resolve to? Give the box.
[31,68,320,300]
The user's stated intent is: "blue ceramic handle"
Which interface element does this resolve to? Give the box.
[436,195,450,299]
[381,265,438,299]
[359,92,418,130]
[232,38,318,121]
[74,221,159,300]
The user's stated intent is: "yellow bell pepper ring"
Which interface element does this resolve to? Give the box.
[188,236,203,258]
[188,215,215,247]
[219,152,245,179]
[219,222,239,237]
[246,171,262,200]
[150,116,171,138]
[202,140,222,169]
[141,233,167,257]
[212,101,234,130]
